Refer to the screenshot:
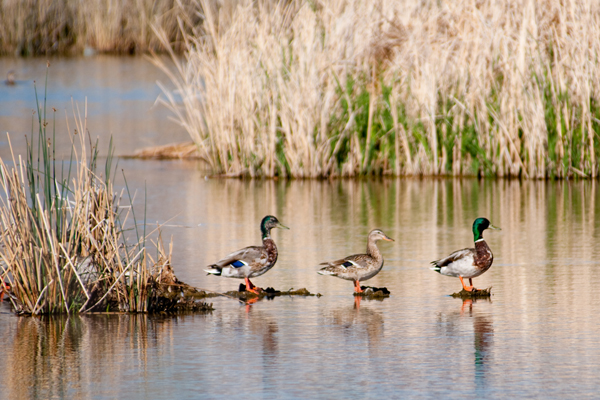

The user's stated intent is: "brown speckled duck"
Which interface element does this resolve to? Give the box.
[317,229,394,293]
[204,215,289,294]
[431,217,500,292]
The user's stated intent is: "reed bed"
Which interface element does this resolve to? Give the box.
[0,0,206,55]
[154,0,600,178]
[0,76,175,314]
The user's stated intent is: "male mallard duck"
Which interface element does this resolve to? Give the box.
[204,215,289,294]
[431,217,500,292]
[317,229,394,293]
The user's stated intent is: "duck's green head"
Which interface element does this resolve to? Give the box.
[472,217,500,241]
[261,215,289,239]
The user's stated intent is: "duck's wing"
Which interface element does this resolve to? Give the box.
[431,247,474,268]
[317,253,374,277]
[206,245,267,273]
[321,253,372,269]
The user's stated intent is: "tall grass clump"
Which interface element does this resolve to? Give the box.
[0,0,205,55]
[154,0,600,179]
[0,75,173,314]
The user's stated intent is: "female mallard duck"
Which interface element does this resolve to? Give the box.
[205,215,289,294]
[317,229,394,293]
[431,217,500,292]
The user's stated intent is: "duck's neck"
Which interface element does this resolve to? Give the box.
[366,239,382,261]
[473,228,484,242]
[261,229,271,241]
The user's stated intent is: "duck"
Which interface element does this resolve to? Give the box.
[205,215,289,294]
[431,217,500,292]
[317,229,394,293]
[5,70,15,86]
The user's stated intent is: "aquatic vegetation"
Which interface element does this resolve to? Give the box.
[450,287,492,300]
[155,0,600,178]
[0,74,197,314]
[0,0,203,55]
[224,287,321,303]
[353,286,390,299]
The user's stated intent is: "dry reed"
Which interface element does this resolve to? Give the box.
[0,75,174,314]
[154,0,600,179]
[0,0,203,55]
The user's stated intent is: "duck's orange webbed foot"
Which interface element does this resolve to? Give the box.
[459,276,475,292]
[353,280,363,293]
[244,278,262,294]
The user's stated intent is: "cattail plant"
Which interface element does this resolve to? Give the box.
[0,0,201,55]
[154,0,600,179]
[0,73,174,314]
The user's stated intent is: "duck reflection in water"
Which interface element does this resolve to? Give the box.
[243,306,279,356]
[436,298,494,392]
[461,299,494,390]
[234,305,279,390]
[325,296,385,350]
[459,299,495,392]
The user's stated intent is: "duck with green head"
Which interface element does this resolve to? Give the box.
[431,218,500,292]
[204,215,289,294]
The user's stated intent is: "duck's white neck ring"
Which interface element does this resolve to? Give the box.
[475,238,485,243]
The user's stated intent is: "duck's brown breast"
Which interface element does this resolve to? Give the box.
[474,240,493,271]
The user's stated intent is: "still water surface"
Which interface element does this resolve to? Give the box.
[1,58,600,399]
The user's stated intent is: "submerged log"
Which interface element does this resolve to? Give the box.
[125,142,201,160]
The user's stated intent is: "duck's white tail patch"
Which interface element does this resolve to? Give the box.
[204,267,221,276]
[317,269,335,276]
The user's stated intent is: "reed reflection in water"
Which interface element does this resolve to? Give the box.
[1,313,210,399]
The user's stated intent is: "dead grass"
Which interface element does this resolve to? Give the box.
[127,141,200,160]
[154,0,600,179]
[0,0,203,55]
[0,76,187,314]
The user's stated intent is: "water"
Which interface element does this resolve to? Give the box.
[2,58,600,399]
[0,56,188,159]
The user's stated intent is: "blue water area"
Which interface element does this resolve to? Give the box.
[0,56,188,159]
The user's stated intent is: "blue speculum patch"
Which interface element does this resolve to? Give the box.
[231,260,245,268]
